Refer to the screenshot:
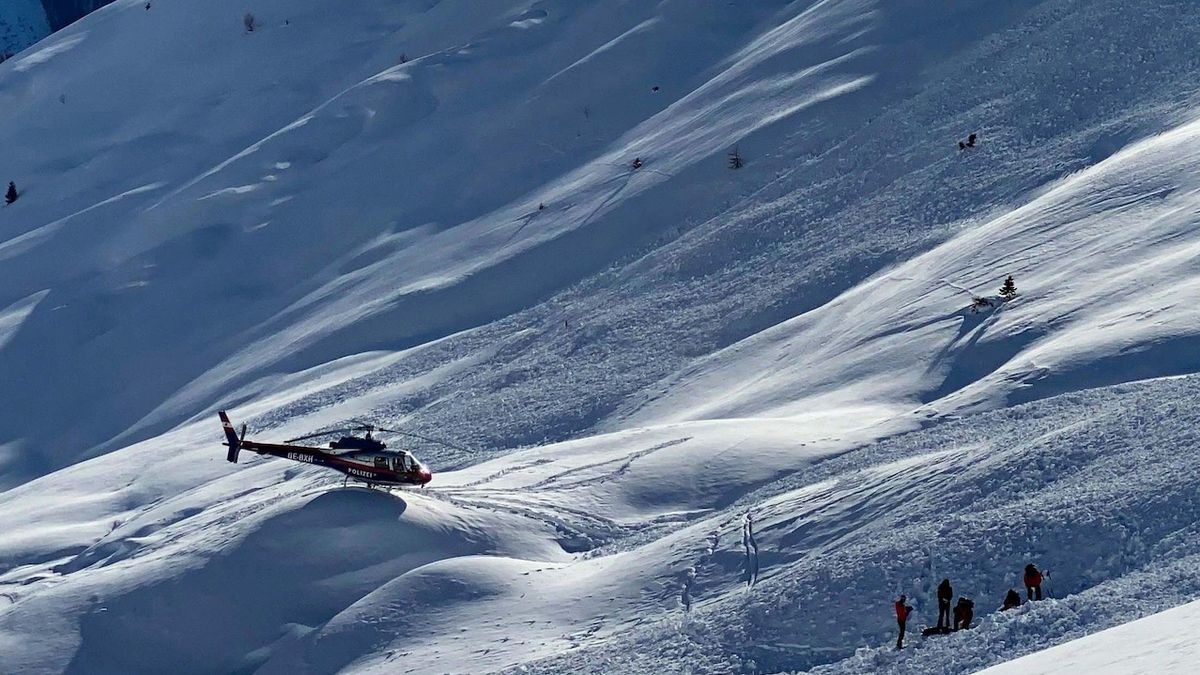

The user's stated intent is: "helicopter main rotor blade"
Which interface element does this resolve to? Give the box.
[345,419,473,453]
[376,428,473,454]
[284,427,358,443]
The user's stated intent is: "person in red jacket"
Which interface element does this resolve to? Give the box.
[895,595,914,649]
[1024,564,1044,601]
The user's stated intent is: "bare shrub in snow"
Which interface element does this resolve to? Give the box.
[972,296,994,312]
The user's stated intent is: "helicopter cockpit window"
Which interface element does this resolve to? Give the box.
[373,456,388,468]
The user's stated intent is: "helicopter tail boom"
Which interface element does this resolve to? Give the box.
[218,411,243,462]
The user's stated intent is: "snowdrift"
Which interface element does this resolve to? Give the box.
[0,480,564,674]
[977,598,1200,675]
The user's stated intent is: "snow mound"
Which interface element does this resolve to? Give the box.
[0,484,565,674]
[976,598,1200,675]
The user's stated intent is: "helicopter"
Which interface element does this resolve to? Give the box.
[218,411,459,488]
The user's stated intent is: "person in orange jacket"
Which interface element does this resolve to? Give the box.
[1024,564,1044,601]
[895,594,914,649]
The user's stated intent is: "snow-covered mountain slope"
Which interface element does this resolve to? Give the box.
[0,0,49,56]
[5,371,1200,673]
[977,598,1200,675]
[7,0,1200,480]
[5,0,1200,673]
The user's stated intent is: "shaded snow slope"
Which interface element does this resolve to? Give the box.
[0,0,48,55]
[41,0,117,33]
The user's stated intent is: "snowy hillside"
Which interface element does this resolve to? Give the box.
[3,0,1200,673]
[978,598,1200,675]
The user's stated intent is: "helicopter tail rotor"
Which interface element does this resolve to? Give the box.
[219,411,243,463]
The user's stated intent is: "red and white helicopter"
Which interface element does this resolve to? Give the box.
[219,411,455,488]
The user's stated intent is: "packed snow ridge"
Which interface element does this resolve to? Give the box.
[3,0,1200,673]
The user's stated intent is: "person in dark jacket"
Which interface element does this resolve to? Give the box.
[1002,588,1022,610]
[1024,564,1044,601]
[953,597,975,630]
[936,579,953,629]
[895,595,914,649]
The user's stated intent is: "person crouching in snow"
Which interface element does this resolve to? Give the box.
[953,597,974,630]
[1024,564,1044,601]
[895,595,914,649]
[1002,588,1021,610]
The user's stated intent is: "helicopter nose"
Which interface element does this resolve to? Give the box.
[420,469,432,484]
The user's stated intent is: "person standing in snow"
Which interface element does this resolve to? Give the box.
[1024,564,1044,601]
[953,597,974,630]
[1002,588,1022,610]
[936,578,953,629]
[895,594,914,649]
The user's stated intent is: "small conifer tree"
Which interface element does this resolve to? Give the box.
[999,275,1017,299]
[5,182,17,205]
[728,147,744,169]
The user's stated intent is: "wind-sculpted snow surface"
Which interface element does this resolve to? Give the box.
[4,0,1200,673]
